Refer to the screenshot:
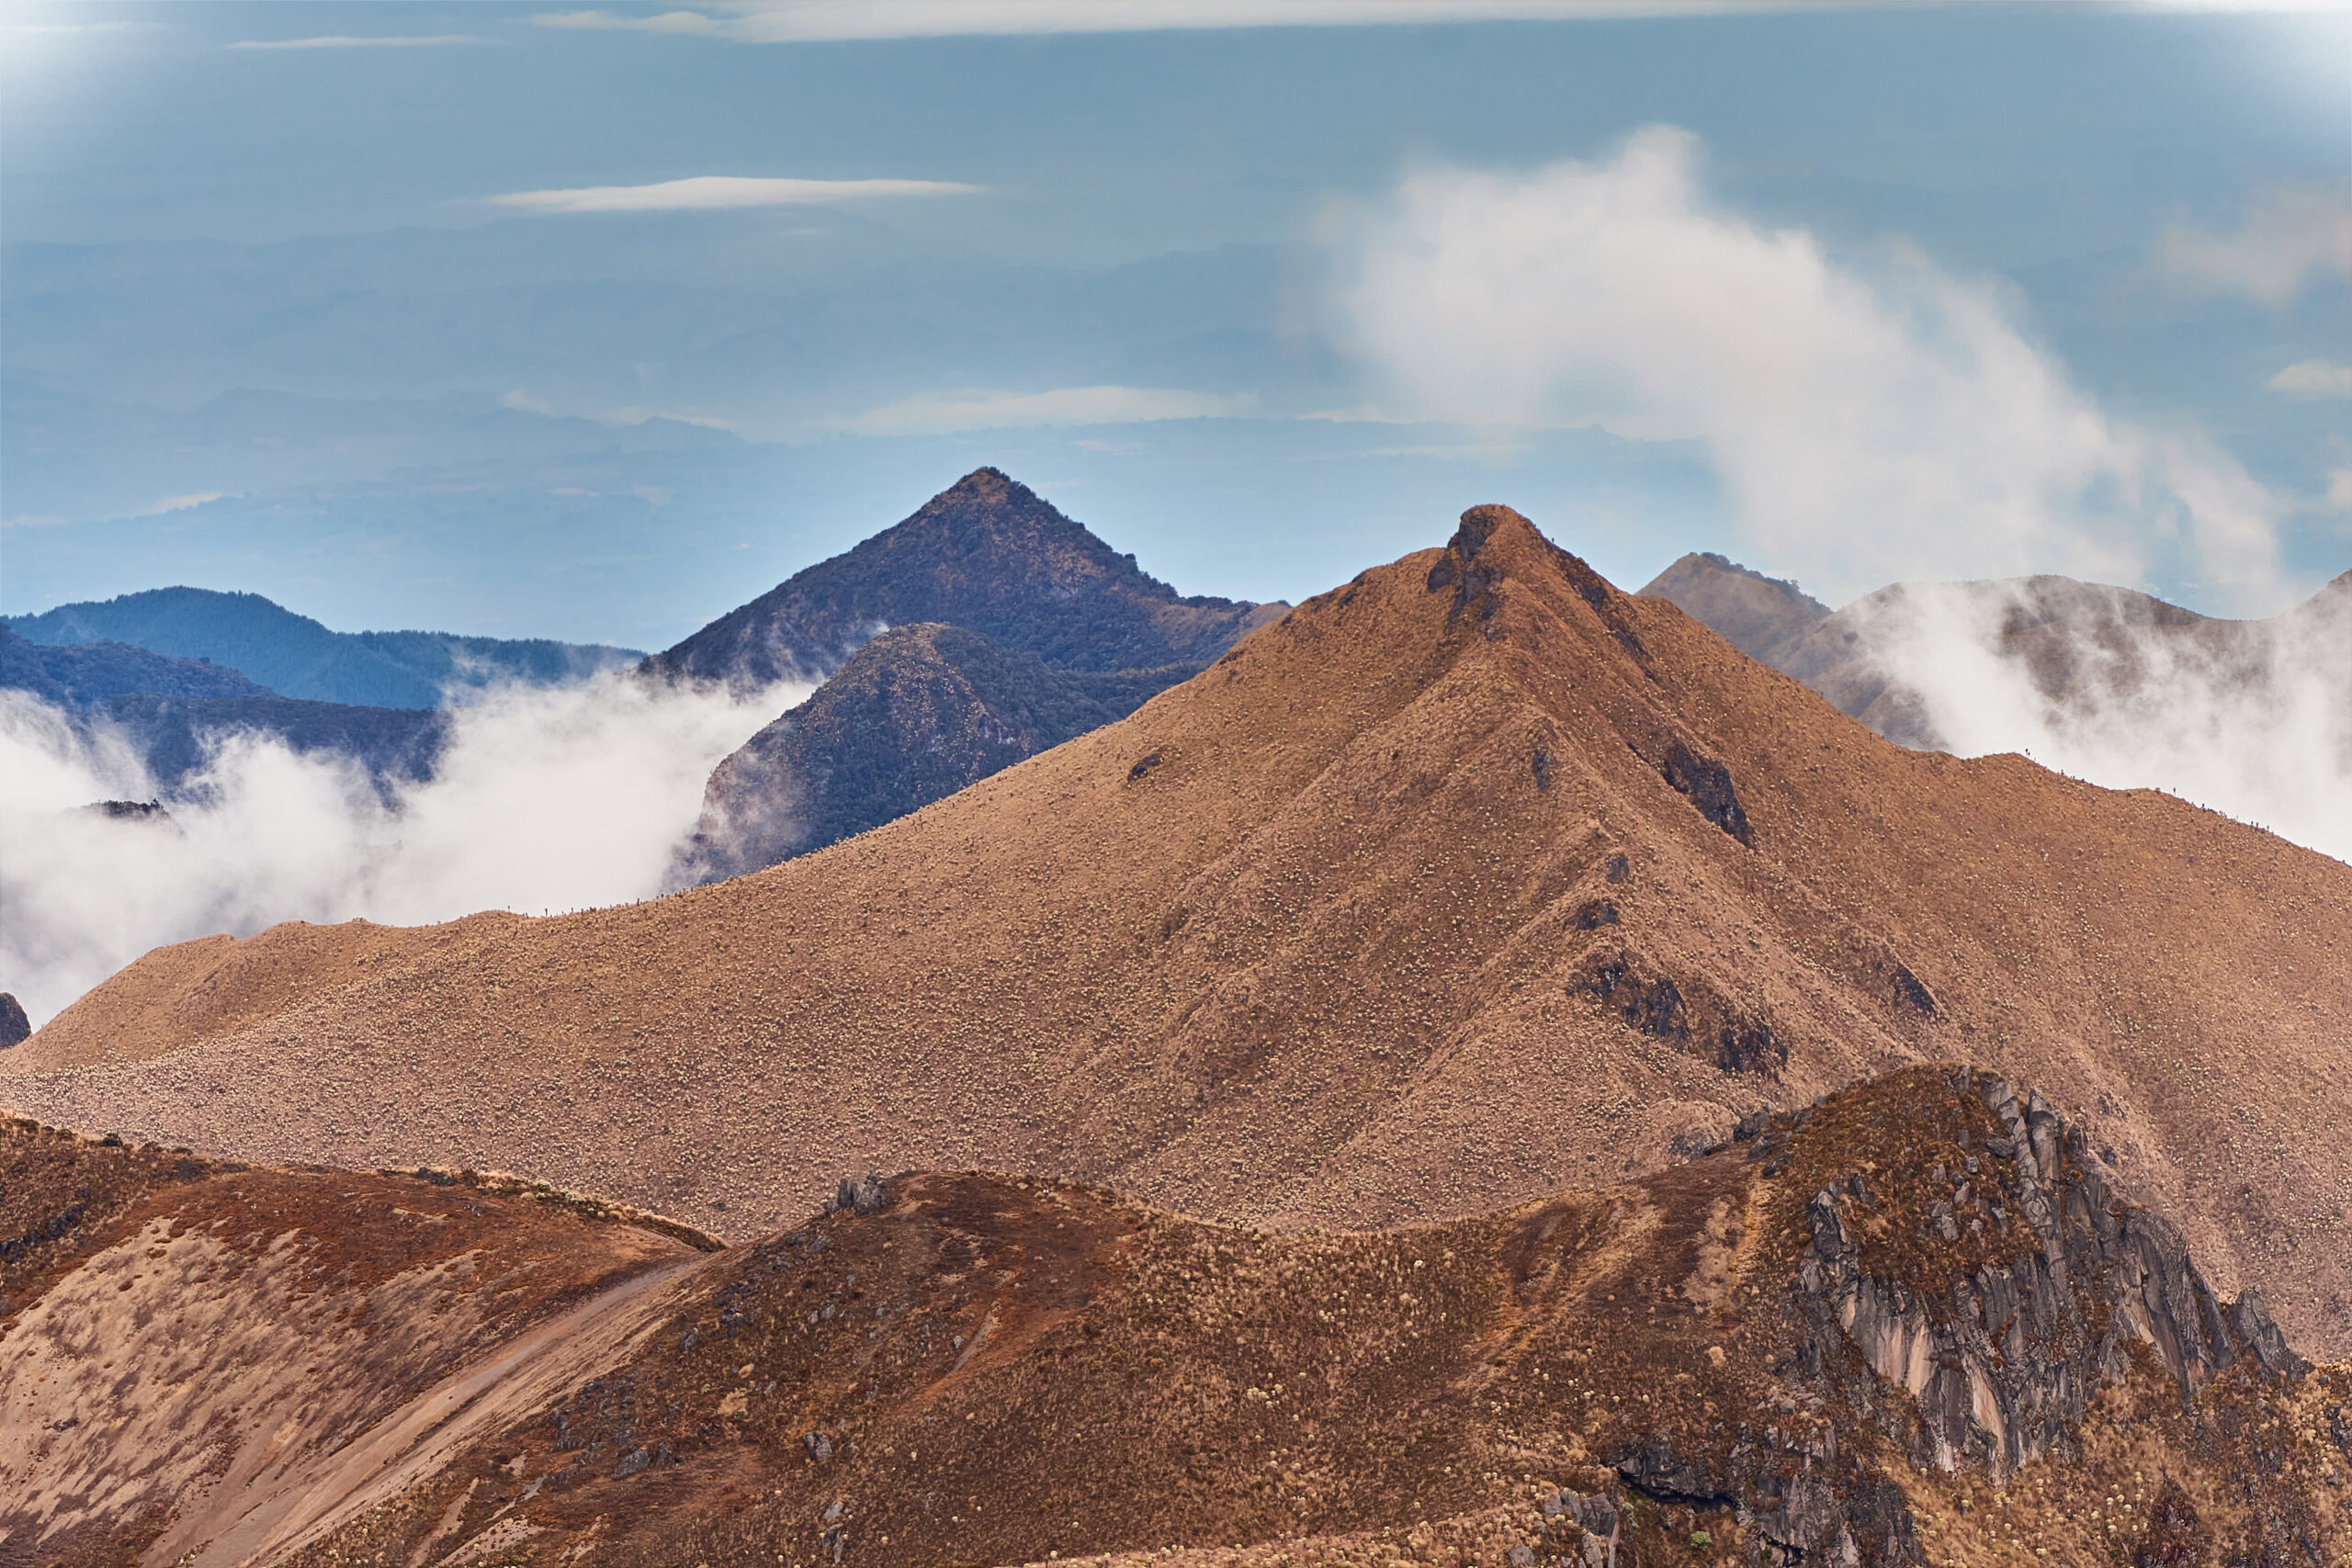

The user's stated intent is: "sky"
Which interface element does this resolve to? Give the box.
[3,0,2346,648]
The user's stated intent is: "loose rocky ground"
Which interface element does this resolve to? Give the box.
[6,1070,2339,1566]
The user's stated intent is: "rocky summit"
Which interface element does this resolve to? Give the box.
[644,468,1282,689]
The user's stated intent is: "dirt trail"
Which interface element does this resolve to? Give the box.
[190,1251,714,1568]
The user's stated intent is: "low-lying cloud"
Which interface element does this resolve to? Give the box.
[1333,126,2292,612]
[0,671,806,1029]
[486,175,980,213]
[1835,576,2351,864]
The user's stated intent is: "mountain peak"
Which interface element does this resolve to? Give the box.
[648,469,1279,685]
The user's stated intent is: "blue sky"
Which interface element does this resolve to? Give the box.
[3,1,2346,646]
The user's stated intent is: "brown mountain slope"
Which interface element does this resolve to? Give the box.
[0,1119,709,1567]
[6,1072,2341,1566]
[6,506,2348,1362]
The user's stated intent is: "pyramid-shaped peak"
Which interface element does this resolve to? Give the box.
[648,469,1277,685]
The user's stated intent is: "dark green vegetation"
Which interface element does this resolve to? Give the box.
[648,468,1274,688]
[685,622,1189,879]
[8,585,640,709]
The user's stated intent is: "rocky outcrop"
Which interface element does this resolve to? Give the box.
[0,995,28,1050]
[1782,1069,2305,1479]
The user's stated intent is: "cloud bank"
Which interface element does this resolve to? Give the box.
[1333,126,2291,611]
[0,671,806,1029]
[1838,576,2352,864]
[485,175,980,212]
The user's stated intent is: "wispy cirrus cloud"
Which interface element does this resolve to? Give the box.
[227,34,492,51]
[532,1,1826,42]
[2158,183,2352,307]
[2267,359,2352,400]
[840,386,1251,434]
[485,174,979,212]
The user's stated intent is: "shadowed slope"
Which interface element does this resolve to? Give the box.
[684,622,1191,880]
[7,507,2348,1361]
[646,468,1281,688]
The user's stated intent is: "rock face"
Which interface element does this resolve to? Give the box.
[1772,1070,2305,1481]
[0,995,28,1049]
[1646,556,2352,757]
[682,622,1186,879]
[645,468,1280,689]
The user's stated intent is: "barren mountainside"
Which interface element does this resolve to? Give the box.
[6,506,2348,1374]
[1,1071,2340,1565]
[645,468,1283,688]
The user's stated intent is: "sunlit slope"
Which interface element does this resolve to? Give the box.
[8,506,2347,1358]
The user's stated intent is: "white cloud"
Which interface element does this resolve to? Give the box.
[2158,183,2352,307]
[1836,578,2352,864]
[0,671,807,1027]
[2267,359,2352,399]
[839,385,1252,434]
[532,2,1825,41]
[485,175,980,213]
[136,491,224,516]
[226,35,492,50]
[1332,125,2290,612]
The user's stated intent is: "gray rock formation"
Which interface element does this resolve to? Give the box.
[1792,1070,2303,1481]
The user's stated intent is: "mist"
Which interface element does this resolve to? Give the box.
[1846,577,2352,863]
[0,672,807,1027]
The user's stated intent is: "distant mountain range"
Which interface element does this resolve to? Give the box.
[6,586,641,710]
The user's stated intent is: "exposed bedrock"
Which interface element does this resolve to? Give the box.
[1789,1071,2304,1480]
